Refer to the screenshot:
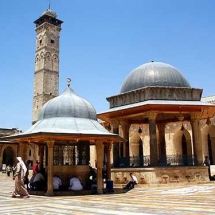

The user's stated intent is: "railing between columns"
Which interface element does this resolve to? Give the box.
[113,154,198,168]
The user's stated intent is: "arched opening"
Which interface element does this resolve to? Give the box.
[119,143,124,158]
[3,146,14,166]
[139,138,143,156]
[173,128,192,165]
[182,134,188,165]
[139,138,143,166]
[182,134,188,155]
[208,134,213,164]
[203,125,215,165]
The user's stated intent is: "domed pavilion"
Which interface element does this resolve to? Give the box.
[97,61,215,184]
[5,80,124,195]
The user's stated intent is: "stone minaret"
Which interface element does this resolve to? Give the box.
[32,8,63,124]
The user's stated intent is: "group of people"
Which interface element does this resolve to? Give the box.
[10,156,139,199]
[53,175,83,191]
[3,164,16,177]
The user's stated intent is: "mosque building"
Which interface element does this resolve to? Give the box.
[1,7,215,189]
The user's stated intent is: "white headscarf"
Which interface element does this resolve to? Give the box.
[17,157,27,176]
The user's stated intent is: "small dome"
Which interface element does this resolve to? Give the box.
[26,86,112,135]
[38,87,97,121]
[120,61,191,94]
[42,9,57,18]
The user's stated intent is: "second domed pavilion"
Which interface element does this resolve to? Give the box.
[97,61,215,184]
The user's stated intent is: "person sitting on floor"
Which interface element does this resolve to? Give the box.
[68,176,83,191]
[53,176,62,190]
[123,173,138,190]
[30,170,46,190]
[86,166,97,190]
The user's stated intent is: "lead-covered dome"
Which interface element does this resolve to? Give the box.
[38,87,97,121]
[120,61,191,94]
[25,86,112,135]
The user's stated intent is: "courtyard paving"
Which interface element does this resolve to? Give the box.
[1,172,215,215]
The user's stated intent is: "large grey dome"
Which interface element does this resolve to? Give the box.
[120,62,191,94]
[38,87,97,121]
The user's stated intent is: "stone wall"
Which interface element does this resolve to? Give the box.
[111,166,210,186]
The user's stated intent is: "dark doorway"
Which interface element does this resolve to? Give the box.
[208,134,213,165]
[139,138,143,166]
[182,134,188,165]
[182,134,187,155]
[3,146,14,166]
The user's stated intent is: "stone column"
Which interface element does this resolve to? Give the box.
[45,140,55,196]
[211,137,215,165]
[19,143,27,162]
[157,123,166,164]
[32,144,37,164]
[0,145,2,157]
[120,119,130,157]
[110,120,119,166]
[39,145,44,171]
[148,112,158,166]
[106,142,112,180]
[96,140,104,194]
[190,113,203,165]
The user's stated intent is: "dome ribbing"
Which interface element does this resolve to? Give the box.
[120,62,191,94]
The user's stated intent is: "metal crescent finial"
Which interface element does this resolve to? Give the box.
[67,78,71,87]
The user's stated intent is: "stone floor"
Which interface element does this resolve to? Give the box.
[1,172,215,215]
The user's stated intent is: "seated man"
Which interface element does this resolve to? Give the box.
[123,173,138,190]
[68,176,83,191]
[30,171,46,190]
[53,176,62,190]
[86,166,97,190]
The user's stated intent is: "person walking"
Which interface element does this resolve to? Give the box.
[24,160,31,189]
[12,157,30,198]
[12,164,17,176]
[6,165,11,177]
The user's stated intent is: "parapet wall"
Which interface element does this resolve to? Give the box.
[107,87,202,108]
[111,166,210,185]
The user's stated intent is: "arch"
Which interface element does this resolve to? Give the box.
[35,54,39,63]
[45,52,51,61]
[129,133,143,157]
[182,134,187,155]
[173,128,192,156]
[202,124,215,164]
[40,52,44,60]
[139,138,143,156]
[52,54,58,61]
[139,138,144,166]
[2,146,15,166]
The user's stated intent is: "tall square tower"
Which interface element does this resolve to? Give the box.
[32,8,63,124]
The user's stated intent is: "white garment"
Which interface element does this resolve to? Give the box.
[53,177,62,190]
[132,175,138,184]
[68,177,83,191]
[17,157,27,176]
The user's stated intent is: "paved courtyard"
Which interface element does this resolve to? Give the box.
[1,172,215,215]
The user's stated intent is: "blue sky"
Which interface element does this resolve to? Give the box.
[0,0,215,132]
